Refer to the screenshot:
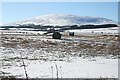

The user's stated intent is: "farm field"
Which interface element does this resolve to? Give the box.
[0,30,119,79]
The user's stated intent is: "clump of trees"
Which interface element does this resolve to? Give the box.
[1,23,118,30]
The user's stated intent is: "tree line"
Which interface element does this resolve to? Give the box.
[0,24,118,30]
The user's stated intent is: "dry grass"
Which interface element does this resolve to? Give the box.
[1,35,119,57]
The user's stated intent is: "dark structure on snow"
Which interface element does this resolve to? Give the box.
[52,32,61,39]
[69,32,74,36]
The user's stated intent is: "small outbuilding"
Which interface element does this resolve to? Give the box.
[69,32,74,36]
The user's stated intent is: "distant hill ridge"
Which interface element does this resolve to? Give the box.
[5,14,116,26]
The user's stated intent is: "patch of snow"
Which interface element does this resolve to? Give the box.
[0,47,118,78]
[66,27,118,36]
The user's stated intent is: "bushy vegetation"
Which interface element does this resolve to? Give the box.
[0,24,118,30]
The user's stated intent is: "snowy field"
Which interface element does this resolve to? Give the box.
[0,28,119,79]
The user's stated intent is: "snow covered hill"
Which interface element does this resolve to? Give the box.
[5,14,116,26]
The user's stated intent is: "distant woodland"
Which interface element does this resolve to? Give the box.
[0,24,118,30]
